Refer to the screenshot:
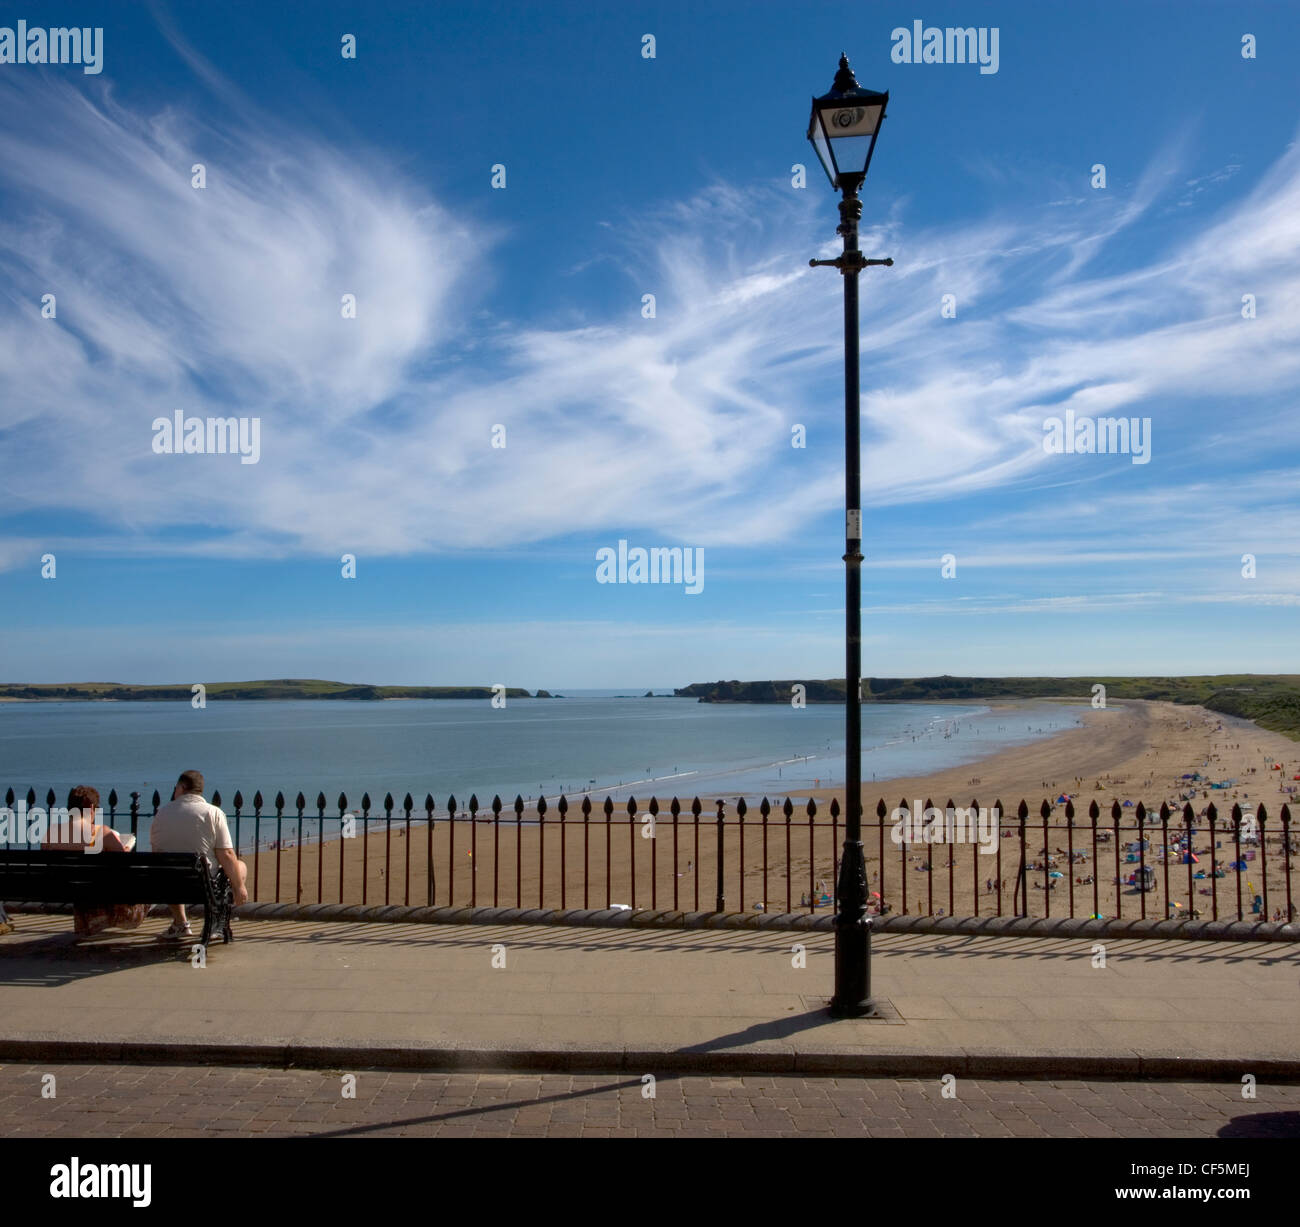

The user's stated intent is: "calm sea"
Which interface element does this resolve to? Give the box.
[0,694,1081,818]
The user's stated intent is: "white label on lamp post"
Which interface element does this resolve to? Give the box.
[846,510,861,538]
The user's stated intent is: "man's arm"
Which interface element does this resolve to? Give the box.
[215,846,248,905]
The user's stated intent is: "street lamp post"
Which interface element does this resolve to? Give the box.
[806,54,891,1018]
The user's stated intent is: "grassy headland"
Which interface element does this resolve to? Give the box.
[674,675,1300,740]
[0,679,541,701]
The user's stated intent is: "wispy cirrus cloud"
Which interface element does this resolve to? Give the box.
[0,71,1298,582]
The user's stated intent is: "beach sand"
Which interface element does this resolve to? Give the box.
[235,701,1298,923]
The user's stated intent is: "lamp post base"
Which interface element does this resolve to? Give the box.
[829,839,873,1017]
[829,917,874,1017]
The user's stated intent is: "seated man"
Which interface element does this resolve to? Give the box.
[149,770,248,938]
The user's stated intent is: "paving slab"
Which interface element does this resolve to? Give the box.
[0,912,1296,1077]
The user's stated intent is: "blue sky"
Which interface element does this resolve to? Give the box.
[0,0,1297,688]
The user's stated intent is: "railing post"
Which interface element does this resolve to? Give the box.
[925,797,935,916]
[627,796,637,910]
[1041,799,1052,919]
[1159,801,1171,915]
[807,798,817,914]
[736,797,746,913]
[384,792,394,907]
[1258,803,1268,921]
[537,795,547,910]
[671,797,681,912]
[1208,801,1219,920]
[402,793,413,907]
[649,797,660,910]
[558,795,569,911]
[491,794,502,908]
[582,797,591,911]
[1232,803,1243,921]
[784,797,794,914]
[1136,801,1147,920]
[831,798,841,911]
[447,794,460,907]
[949,797,959,918]
[337,793,348,906]
[1281,804,1293,922]
[425,795,437,906]
[297,793,307,905]
[715,799,725,913]
[1089,800,1100,920]
[316,793,327,904]
[899,797,909,915]
[276,792,287,903]
[513,795,525,908]
[360,792,372,907]
[1112,801,1122,920]
[1016,800,1028,918]
[604,797,614,910]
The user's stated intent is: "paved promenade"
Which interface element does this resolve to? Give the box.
[0,912,1296,1076]
[3,1064,1298,1138]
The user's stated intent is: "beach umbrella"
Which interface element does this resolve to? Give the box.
[1049,871,1064,879]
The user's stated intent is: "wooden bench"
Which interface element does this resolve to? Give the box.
[0,850,234,947]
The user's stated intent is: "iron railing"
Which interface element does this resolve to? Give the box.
[3,786,1295,925]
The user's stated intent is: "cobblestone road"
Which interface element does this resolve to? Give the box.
[1,1064,1298,1137]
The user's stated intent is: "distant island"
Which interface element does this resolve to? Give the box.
[674,675,1300,739]
[0,679,543,701]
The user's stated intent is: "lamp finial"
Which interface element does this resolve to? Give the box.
[833,54,858,93]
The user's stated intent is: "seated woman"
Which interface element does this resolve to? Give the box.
[44,785,146,936]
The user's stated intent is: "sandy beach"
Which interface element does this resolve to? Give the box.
[233,700,1298,924]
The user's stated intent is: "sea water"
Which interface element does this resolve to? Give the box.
[0,694,1080,829]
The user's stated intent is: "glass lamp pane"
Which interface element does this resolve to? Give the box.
[826,133,871,177]
[808,113,837,186]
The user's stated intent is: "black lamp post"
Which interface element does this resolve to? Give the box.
[807,54,891,1018]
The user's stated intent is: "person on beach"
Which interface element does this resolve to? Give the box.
[149,770,248,938]
[44,785,146,936]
